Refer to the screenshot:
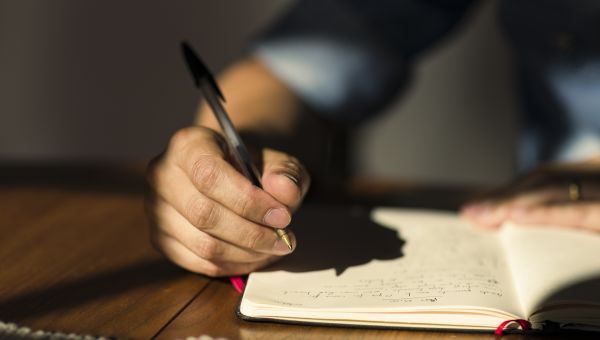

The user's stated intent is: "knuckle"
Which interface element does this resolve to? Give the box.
[169,128,190,150]
[243,227,269,250]
[232,184,258,217]
[170,126,226,154]
[169,127,195,151]
[191,155,222,190]
[193,237,223,261]
[186,196,220,228]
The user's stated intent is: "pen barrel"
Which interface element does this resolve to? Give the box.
[200,82,263,188]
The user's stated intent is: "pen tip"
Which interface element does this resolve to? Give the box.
[284,237,293,250]
[276,229,293,250]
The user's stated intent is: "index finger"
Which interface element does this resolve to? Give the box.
[170,127,292,229]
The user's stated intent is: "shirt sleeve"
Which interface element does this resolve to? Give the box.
[253,0,475,123]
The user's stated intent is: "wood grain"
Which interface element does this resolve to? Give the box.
[0,165,589,339]
[0,165,210,339]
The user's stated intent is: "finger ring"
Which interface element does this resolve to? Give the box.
[568,180,582,201]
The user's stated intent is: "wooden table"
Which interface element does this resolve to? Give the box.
[0,164,561,339]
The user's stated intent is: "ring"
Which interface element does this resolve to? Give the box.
[568,180,582,201]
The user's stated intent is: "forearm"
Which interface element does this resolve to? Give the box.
[195,57,304,135]
[195,56,346,180]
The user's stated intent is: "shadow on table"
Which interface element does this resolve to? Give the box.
[264,204,405,275]
[0,258,193,321]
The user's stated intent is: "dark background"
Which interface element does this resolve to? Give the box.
[0,0,519,186]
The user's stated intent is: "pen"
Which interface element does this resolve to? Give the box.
[180,42,293,251]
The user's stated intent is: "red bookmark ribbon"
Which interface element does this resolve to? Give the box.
[230,276,245,293]
[495,319,532,335]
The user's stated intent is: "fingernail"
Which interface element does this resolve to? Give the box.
[273,238,294,254]
[264,208,291,228]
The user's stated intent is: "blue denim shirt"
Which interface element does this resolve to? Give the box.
[254,0,600,169]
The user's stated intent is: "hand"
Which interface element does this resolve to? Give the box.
[145,126,310,277]
[461,156,600,231]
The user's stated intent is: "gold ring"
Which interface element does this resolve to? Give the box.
[568,180,582,201]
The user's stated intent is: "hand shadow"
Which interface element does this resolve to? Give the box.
[263,204,405,275]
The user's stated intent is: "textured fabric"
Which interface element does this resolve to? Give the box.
[254,0,600,166]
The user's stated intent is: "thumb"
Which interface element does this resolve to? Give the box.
[261,149,310,211]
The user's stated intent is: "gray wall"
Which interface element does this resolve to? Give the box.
[0,0,289,160]
[0,1,518,186]
[354,0,519,185]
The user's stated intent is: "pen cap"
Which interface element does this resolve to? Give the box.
[181,41,225,102]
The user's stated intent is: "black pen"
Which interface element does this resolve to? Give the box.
[181,41,293,250]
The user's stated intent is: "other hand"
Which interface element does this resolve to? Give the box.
[461,156,600,232]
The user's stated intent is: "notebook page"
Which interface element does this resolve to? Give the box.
[242,208,522,320]
[500,223,600,319]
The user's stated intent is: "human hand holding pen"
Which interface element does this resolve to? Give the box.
[145,126,310,276]
[180,41,295,251]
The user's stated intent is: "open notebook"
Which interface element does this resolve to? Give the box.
[239,206,600,332]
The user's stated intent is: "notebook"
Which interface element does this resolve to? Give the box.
[238,206,600,333]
